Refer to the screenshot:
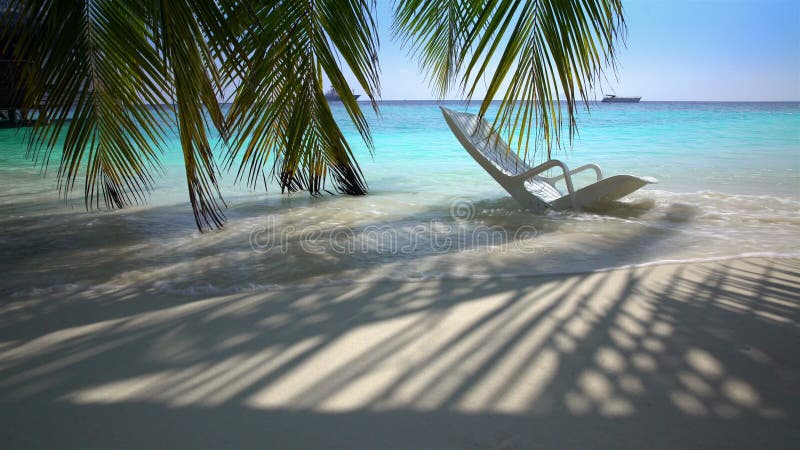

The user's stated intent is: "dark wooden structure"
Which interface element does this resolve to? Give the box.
[0,0,30,128]
[0,59,24,127]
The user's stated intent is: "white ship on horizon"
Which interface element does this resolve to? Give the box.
[602,94,642,103]
[324,86,360,101]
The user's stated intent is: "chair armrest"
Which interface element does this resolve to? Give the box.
[546,164,603,183]
[512,159,577,208]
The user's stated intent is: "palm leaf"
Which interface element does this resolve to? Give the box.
[225,0,380,196]
[2,0,238,231]
[395,0,625,162]
[5,0,167,206]
[150,0,233,230]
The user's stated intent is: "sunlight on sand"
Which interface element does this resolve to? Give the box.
[1,257,797,448]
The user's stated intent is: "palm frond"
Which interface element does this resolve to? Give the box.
[392,0,480,98]
[395,0,625,162]
[225,0,380,195]
[151,0,233,230]
[5,0,168,207]
[2,0,237,231]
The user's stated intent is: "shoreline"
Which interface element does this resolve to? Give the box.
[7,252,800,299]
[1,256,798,448]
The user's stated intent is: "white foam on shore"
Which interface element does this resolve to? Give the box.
[135,252,800,290]
[7,252,798,299]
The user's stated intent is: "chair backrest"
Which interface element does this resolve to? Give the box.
[443,108,531,176]
[441,107,562,203]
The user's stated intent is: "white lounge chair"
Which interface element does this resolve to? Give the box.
[441,106,656,212]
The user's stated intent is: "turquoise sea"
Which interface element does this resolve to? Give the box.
[1,101,799,295]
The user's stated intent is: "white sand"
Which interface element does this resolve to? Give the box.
[1,257,798,449]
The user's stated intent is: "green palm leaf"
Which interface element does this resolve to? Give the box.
[395,0,625,162]
[151,0,232,230]
[5,0,166,205]
[2,0,237,230]
[225,0,380,196]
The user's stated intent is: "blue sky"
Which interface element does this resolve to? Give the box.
[359,0,800,101]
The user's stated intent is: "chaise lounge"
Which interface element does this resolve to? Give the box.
[441,106,657,212]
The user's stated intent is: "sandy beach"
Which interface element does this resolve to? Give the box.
[1,256,797,449]
[2,1,798,448]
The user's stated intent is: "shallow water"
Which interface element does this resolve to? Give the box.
[1,101,799,295]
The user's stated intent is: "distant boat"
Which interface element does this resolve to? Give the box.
[324,86,360,102]
[602,94,641,103]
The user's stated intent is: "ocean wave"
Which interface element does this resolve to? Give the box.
[2,185,798,300]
